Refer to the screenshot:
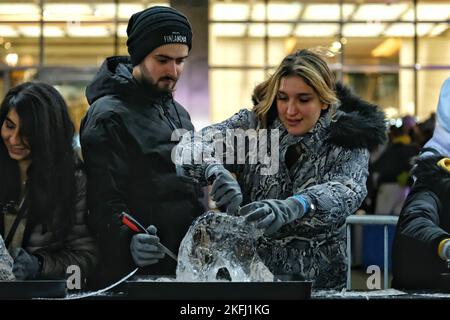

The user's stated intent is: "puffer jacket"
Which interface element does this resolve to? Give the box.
[0,164,99,283]
[25,167,99,282]
[392,155,450,289]
[176,83,386,289]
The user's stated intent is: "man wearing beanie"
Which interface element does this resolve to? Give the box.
[80,6,204,287]
[392,77,450,290]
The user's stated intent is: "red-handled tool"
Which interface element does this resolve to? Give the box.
[121,214,142,232]
[120,212,178,262]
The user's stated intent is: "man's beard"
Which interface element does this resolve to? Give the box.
[140,66,177,94]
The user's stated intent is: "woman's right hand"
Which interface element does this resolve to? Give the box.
[11,248,41,280]
[205,164,243,215]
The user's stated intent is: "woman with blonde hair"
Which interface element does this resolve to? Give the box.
[176,49,386,289]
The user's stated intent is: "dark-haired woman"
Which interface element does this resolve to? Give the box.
[0,82,98,284]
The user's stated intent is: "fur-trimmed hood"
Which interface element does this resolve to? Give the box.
[328,82,387,151]
[412,155,450,196]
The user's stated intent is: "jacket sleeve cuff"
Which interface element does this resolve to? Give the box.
[32,251,49,279]
[290,195,310,215]
[438,238,450,260]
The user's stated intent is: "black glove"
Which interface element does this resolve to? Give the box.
[12,248,42,280]
[130,225,165,267]
[238,197,307,236]
[205,164,243,215]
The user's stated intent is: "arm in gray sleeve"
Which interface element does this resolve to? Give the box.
[173,109,257,185]
[295,147,369,229]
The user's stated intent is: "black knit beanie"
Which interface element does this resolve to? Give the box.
[126,6,192,67]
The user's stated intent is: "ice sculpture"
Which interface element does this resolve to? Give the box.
[176,211,273,282]
[0,235,15,281]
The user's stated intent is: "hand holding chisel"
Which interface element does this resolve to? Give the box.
[121,212,178,265]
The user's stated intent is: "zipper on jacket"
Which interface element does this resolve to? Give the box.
[155,103,178,131]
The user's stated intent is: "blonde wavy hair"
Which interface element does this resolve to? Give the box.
[252,48,339,127]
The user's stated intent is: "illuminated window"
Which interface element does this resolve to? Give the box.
[209,0,450,123]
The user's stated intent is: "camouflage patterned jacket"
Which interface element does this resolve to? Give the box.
[176,83,386,289]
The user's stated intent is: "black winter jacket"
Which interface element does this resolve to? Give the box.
[392,155,450,289]
[80,56,204,286]
[0,164,99,283]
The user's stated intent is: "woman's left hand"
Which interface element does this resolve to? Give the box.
[238,198,306,236]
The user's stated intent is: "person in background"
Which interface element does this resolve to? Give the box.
[392,77,450,289]
[372,125,419,214]
[417,112,436,148]
[176,49,386,289]
[402,115,422,148]
[0,82,98,285]
[80,6,204,286]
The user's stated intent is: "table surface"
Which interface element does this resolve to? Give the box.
[0,279,444,300]
[312,289,450,299]
[55,287,450,300]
